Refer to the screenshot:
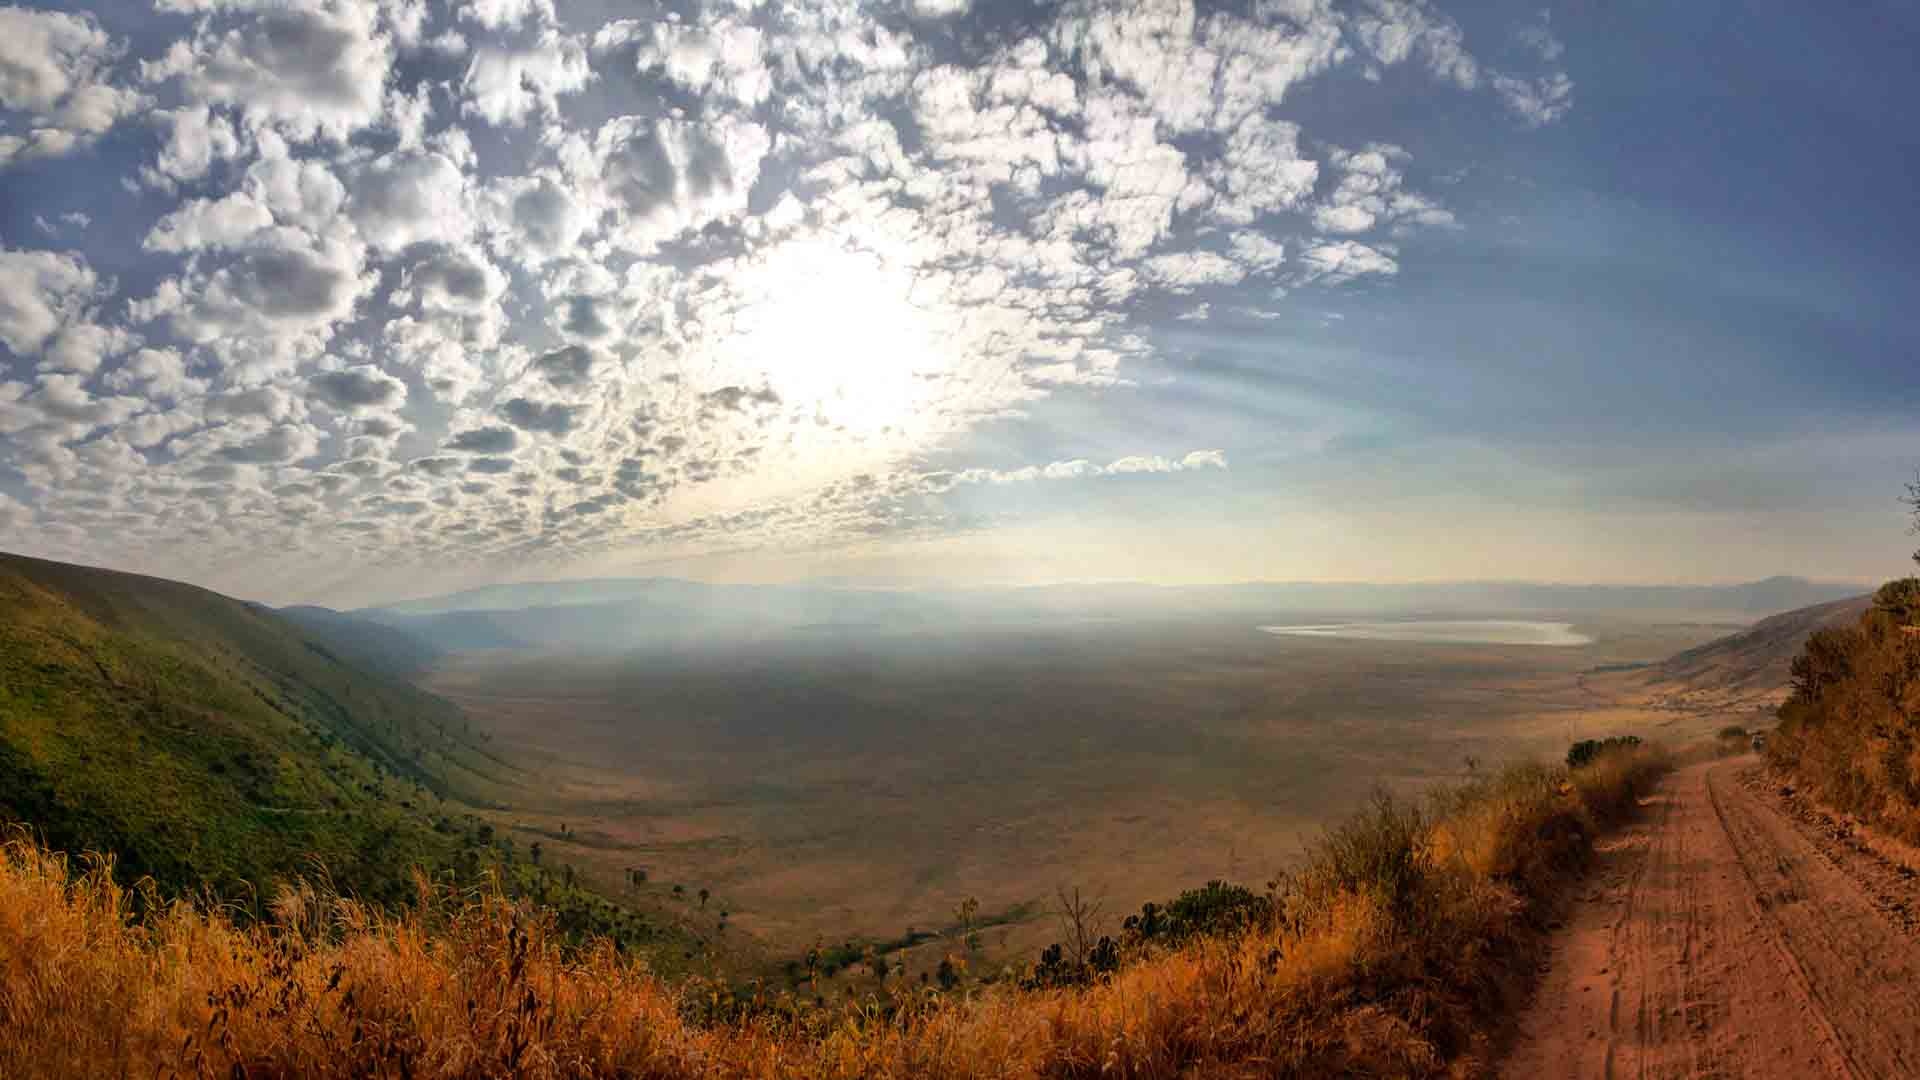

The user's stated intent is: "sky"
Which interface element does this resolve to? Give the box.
[1,0,1916,606]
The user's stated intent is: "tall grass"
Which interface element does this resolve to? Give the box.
[0,742,1667,1078]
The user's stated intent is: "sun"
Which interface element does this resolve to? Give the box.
[722,236,945,439]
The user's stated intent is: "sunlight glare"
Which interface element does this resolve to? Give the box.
[725,237,945,439]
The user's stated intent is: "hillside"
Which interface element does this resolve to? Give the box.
[1638,593,1871,708]
[277,604,450,680]
[0,552,515,905]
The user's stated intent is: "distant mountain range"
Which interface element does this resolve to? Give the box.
[350,574,1869,654]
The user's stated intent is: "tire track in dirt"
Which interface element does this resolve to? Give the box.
[1498,756,1920,1079]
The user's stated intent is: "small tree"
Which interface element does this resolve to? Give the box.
[698,887,710,910]
[1053,885,1103,976]
[954,895,981,953]
[1906,469,1920,565]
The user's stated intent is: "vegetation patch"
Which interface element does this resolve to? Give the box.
[1767,577,1920,843]
[0,741,1667,1078]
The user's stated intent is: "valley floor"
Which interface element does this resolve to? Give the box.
[1500,755,1920,1079]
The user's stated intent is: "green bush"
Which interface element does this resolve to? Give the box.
[1566,735,1641,769]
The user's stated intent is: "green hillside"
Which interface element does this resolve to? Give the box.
[0,552,517,906]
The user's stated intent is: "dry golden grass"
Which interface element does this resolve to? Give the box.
[0,743,1667,1079]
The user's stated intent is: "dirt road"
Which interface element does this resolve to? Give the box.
[1499,756,1920,1079]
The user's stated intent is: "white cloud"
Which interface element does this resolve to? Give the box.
[348,151,474,251]
[42,321,136,376]
[461,29,590,127]
[1295,239,1399,284]
[135,228,371,384]
[0,0,1536,593]
[309,364,406,412]
[948,449,1228,487]
[148,2,393,142]
[593,114,771,253]
[1203,114,1320,225]
[1349,0,1479,89]
[144,190,275,252]
[458,0,555,30]
[1494,71,1574,128]
[0,247,103,357]
[599,16,772,108]
[0,7,143,166]
[144,105,245,188]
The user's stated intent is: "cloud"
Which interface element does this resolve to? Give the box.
[148,2,392,142]
[0,7,143,166]
[309,365,405,411]
[144,190,275,252]
[458,0,555,31]
[461,29,590,126]
[593,114,771,252]
[216,423,320,463]
[531,345,596,388]
[143,105,245,187]
[499,396,581,435]
[1349,0,1479,89]
[947,449,1228,487]
[447,425,519,453]
[348,151,474,251]
[0,0,1551,594]
[1295,239,1400,285]
[1494,71,1574,128]
[1310,144,1455,236]
[0,247,103,356]
[598,16,772,108]
[136,230,370,383]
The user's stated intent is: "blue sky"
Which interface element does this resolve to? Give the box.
[0,0,1914,604]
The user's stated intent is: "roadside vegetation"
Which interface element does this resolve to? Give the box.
[0,739,1667,1078]
[1767,574,1920,843]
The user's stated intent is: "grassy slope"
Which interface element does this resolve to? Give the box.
[0,742,1669,1078]
[0,552,519,905]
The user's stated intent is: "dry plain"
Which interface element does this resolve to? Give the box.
[424,614,1741,977]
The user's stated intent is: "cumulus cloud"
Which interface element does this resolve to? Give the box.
[143,105,245,187]
[447,425,518,453]
[309,365,405,411]
[147,2,392,142]
[461,29,589,126]
[499,396,581,435]
[348,151,474,251]
[0,7,143,166]
[0,247,103,357]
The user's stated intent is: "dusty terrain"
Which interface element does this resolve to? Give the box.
[423,616,1729,973]
[1501,755,1920,1078]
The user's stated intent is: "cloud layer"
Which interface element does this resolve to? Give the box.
[0,0,1574,601]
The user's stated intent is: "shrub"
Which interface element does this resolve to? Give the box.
[1769,581,1920,843]
[1566,734,1641,769]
